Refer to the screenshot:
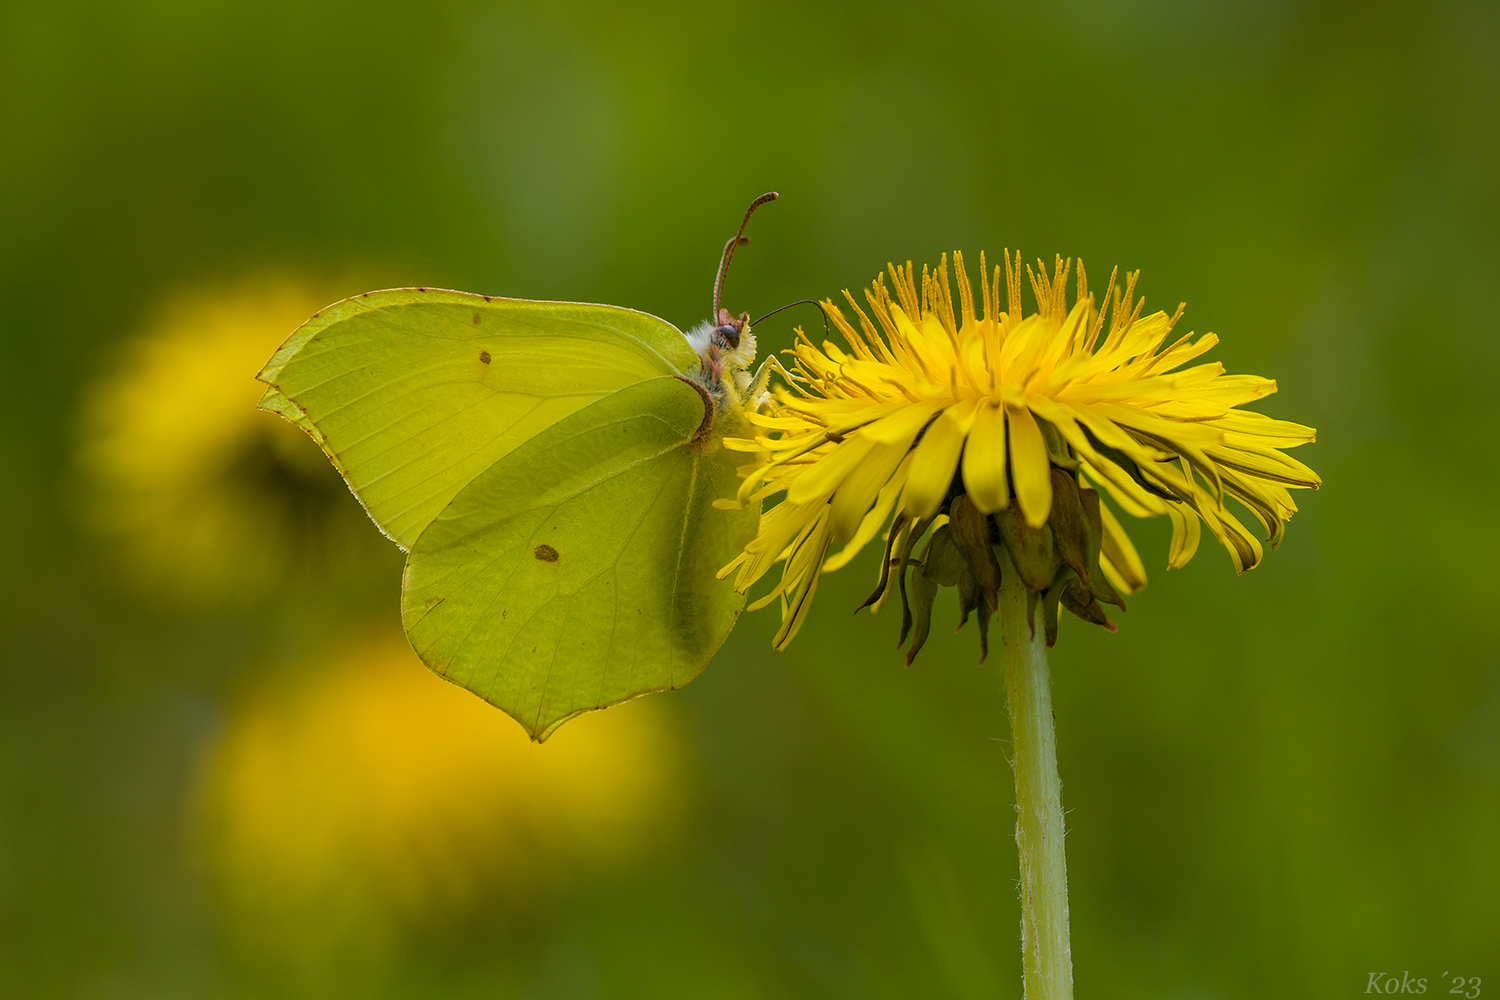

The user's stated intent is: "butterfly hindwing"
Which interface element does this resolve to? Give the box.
[256,289,699,550]
[400,376,757,740]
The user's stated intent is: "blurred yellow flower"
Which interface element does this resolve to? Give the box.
[75,277,362,602]
[721,253,1320,655]
[195,632,684,946]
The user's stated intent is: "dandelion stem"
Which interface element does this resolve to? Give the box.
[998,551,1074,1000]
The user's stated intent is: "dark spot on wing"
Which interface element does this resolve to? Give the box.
[417,286,428,292]
[479,350,491,364]
[473,313,482,325]
[534,544,559,562]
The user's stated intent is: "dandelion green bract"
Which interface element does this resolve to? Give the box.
[257,289,758,739]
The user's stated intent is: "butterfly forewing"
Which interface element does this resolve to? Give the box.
[257,290,699,549]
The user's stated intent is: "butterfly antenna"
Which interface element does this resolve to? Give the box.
[713,191,779,317]
[749,299,830,339]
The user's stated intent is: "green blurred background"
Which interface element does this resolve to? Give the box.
[2,0,1496,996]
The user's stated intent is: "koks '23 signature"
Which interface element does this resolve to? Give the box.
[1366,972,1481,996]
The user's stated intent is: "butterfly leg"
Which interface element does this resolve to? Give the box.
[744,356,781,412]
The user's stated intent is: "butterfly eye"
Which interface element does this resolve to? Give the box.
[715,324,741,348]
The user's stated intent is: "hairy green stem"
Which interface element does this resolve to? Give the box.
[998,555,1074,999]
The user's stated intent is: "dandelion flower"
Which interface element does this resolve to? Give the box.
[75,277,368,602]
[719,252,1320,658]
[196,632,683,957]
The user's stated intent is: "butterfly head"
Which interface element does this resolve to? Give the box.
[685,193,778,420]
[689,307,755,374]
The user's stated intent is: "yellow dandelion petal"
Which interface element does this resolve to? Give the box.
[961,403,1009,514]
[1210,440,1322,488]
[862,399,948,444]
[1214,410,1317,444]
[1005,403,1053,528]
[824,453,913,572]
[1097,499,1148,594]
[787,436,878,505]
[902,400,978,521]
[828,440,912,544]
